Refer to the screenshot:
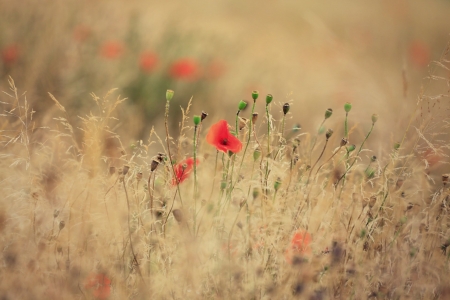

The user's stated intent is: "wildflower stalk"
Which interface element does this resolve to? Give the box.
[314,138,348,178]
[193,116,200,235]
[307,129,333,185]
[264,95,273,196]
[309,108,332,164]
[208,150,219,202]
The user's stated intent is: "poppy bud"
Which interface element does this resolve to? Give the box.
[344,102,352,113]
[283,103,290,115]
[252,90,259,101]
[340,138,348,147]
[325,108,333,119]
[150,159,159,172]
[122,165,130,175]
[394,142,401,150]
[201,111,208,122]
[325,129,334,140]
[443,174,449,186]
[193,115,201,126]
[347,144,356,152]
[253,148,261,161]
[365,167,375,179]
[166,89,174,101]
[371,155,377,162]
[238,100,247,111]
[266,94,273,105]
[172,209,183,223]
[371,114,378,124]
[274,177,281,192]
[252,112,258,124]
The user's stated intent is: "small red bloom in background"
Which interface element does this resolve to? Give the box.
[139,51,158,73]
[84,273,111,299]
[173,157,199,185]
[73,25,91,43]
[1,44,19,66]
[285,230,312,263]
[100,41,124,59]
[169,58,199,80]
[408,40,430,68]
[206,120,242,154]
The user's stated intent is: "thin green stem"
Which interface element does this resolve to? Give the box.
[193,124,198,235]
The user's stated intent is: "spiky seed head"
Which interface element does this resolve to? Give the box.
[344,102,352,113]
[266,94,273,105]
[371,114,378,124]
[166,89,174,101]
[252,113,258,124]
[325,129,334,140]
[325,108,333,119]
[201,111,208,121]
[252,90,259,101]
[340,138,348,147]
[193,115,201,126]
[238,100,247,111]
[283,103,290,115]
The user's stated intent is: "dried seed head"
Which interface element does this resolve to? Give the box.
[201,111,208,121]
[369,196,377,208]
[239,118,247,131]
[325,129,334,140]
[340,138,348,147]
[172,209,183,223]
[109,166,116,175]
[443,174,449,186]
[59,220,65,231]
[293,155,299,165]
[266,94,273,105]
[325,108,333,119]
[122,165,130,176]
[150,159,159,172]
[252,112,258,124]
[252,90,259,101]
[53,209,59,218]
[157,152,165,163]
[283,103,290,115]
[371,155,377,162]
[182,163,188,170]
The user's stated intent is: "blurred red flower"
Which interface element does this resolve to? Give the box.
[409,40,430,68]
[84,273,111,299]
[139,51,158,73]
[73,25,91,43]
[285,230,312,263]
[173,157,199,185]
[100,41,124,59]
[206,120,242,154]
[1,44,19,66]
[169,58,199,80]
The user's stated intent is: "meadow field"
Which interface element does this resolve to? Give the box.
[1,0,450,299]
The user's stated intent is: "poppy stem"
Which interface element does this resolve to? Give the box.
[208,150,219,202]
[193,124,198,236]
[309,118,327,165]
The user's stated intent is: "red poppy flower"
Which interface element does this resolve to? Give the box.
[139,51,158,73]
[285,230,312,263]
[1,44,19,66]
[172,157,199,185]
[100,41,124,59]
[84,273,111,299]
[206,120,242,154]
[169,58,199,80]
[408,40,430,68]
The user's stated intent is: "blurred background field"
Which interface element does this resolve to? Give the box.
[1,0,450,139]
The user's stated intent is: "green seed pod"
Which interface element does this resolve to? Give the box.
[252,90,259,101]
[371,114,378,124]
[394,142,401,150]
[253,148,261,161]
[283,103,290,115]
[266,94,273,105]
[274,177,281,192]
[166,89,174,101]
[325,129,334,140]
[347,144,356,152]
[318,126,326,134]
[193,115,201,126]
[365,167,375,179]
[238,100,247,111]
[325,108,333,119]
[344,102,352,113]
[220,181,227,191]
